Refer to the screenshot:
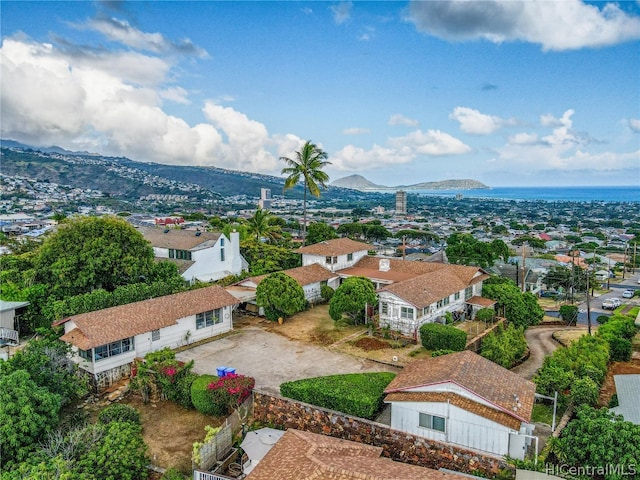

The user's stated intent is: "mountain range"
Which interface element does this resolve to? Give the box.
[330,174,489,191]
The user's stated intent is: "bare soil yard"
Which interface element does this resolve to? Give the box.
[598,354,640,407]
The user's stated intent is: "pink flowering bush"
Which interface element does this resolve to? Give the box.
[206,373,255,415]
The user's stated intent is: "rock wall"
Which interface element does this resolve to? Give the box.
[253,391,511,477]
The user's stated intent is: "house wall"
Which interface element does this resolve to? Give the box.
[388,400,515,457]
[302,250,368,271]
[184,235,243,282]
[0,309,16,330]
[253,391,510,477]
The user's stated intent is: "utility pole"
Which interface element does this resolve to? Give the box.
[623,242,628,279]
[586,267,592,336]
[521,242,527,293]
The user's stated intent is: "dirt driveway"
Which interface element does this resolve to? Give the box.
[511,326,565,379]
[176,327,398,395]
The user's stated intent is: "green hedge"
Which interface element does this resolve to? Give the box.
[279,372,395,420]
[190,375,218,415]
[419,323,466,351]
[98,404,141,425]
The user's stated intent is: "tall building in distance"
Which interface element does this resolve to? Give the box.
[395,190,407,215]
[258,188,272,210]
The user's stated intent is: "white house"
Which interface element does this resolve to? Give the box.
[336,255,491,337]
[295,238,370,272]
[384,350,536,460]
[54,285,239,389]
[610,374,640,425]
[236,264,340,306]
[0,299,28,346]
[138,227,247,282]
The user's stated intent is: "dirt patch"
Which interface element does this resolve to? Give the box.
[122,395,223,474]
[598,356,640,407]
[353,337,390,351]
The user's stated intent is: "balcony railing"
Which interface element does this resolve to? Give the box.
[0,327,19,344]
[193,470,236,480]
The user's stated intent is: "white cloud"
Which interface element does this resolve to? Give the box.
[508,132,538,145]
[0,36,289,174]
[330,2,352,25]
[85,17,208,57]
[343,127,370,135]
[330,128,470,171]
[388,114,419,127]
[406,0,640,51]
[449,107,506,135]
[540,110,582,146]
[629,118,640,133]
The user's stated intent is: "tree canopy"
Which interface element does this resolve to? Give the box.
[446,233,508,268]
[281,140,331,242]
[240,240,301,275]
[482,279,543,328]
[255,272,306,321]
[34,216,155,299]
[244,208,282,242]
[329,276,377,323]
[306,222,338,245]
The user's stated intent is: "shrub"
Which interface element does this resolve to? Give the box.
[608,393,619,408]
[167,371,198,409]
[475,307,495,323]
[207,373,255,416]
[161,468,187,480]
[596,314,609,324]
[98,403,141,425]
[480,324,527,368]
[570,377,599,407]
[191,375,218,415]
[558,305,578,324]
[320,285,334,302]
[608,337,632,362]
[419,323,466,352]
[280,372,396,420]
[256,272,306,321]
[431,349,455,357]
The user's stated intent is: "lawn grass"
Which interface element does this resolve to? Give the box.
[531,402,566,427]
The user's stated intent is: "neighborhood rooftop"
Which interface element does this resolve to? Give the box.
[385,350,536,424]
[137,225,221,250]
[295,237,370,256]
[55,285,238,350]
[246,263,337,287]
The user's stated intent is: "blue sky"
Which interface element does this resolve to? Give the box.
[1,1,639,187]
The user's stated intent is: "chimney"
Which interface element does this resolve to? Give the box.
[229,230,242,274]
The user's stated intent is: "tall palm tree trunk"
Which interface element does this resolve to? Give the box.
[302,179,308,244]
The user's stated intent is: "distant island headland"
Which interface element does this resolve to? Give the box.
[331,174,489,191]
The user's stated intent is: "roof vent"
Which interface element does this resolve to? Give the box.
[379,259,390,272]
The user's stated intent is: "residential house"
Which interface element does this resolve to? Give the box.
[0,300,28,346]
[54,285,239,389]
[235,263,340,307]
[490,263,543,295]
[242,428,467,480]
[384,350,536,460]
[610,375,640,425]
[296,237,370,272]
[138,226,247,282]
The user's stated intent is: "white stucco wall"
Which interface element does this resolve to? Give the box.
[301,250,368,271]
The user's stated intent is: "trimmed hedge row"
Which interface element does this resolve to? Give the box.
[191,375,218,415]
[280,372,396,420]
[419,323,466,351]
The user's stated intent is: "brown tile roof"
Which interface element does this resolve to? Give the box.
[384,392,522,430]
[57,285,238,350]
[384,350,535,423]
[466,296,496,307]
[247,264,337,287]
[138,226,221,251]
[295,238,371,256]
[246,429,467,480]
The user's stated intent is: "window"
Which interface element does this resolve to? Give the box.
[220,237,225,247]
[196,309,222,329]
[169,249,192,261]
[381,303,388,315]
[443,296,450,306]
[220,248,225,262]
[347,253,353,261]
[78,348,92,361]
[436,299,444,309]
[419,412,446,432]
[454,292,460,301]
[465,286,473,300]
[151,329,160,341]
[320,280,328,287]
[400,306,413,319]
[325,256,337,265]
[93,338,133,361]
[422,307,429,317]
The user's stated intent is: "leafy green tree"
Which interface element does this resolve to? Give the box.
[306,222,338,245]
[475,307,496,323]
[559,305,579,324]
[337,222,364,239]
[281,140,331,243]
[329,277,377,323]
[256,272,306,321]
[34,216,155,299]
[363,224,391,242]
[0,336,87,406]
[244,207,282,242]
[552,406,640,477]
[240,240,301,275]
[0,370,62,467]
[483,281,542,328]
[543,264,588,295]
[569,377,599,407]
[480,324,527,368]
[446,233,504,268]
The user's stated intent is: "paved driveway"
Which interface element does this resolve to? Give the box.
[176,327,398,395]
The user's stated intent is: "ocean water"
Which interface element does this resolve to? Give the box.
[410,186,640,203]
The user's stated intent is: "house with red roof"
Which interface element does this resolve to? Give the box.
[384,350,536,460]
[54,285,239,389]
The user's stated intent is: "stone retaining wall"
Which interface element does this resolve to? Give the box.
[253,391,511,478]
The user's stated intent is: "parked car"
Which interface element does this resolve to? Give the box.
[622,289,634,299]
[602,298,621,310]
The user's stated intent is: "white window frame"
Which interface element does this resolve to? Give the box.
[196,309,222,329]
[419,412,446,433]
[151,329,160,341]
[400,306,413,319]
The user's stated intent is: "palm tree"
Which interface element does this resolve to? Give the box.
[245,207,282,242]
[280,140,331,243]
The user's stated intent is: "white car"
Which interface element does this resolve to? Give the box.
[602,298,621,310]
[622,289,634,299]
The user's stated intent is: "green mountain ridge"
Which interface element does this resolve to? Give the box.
[331,174,489,191]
